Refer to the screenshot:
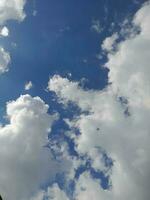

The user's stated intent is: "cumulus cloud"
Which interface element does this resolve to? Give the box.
[25,81,33,90]
[48,2,150,200]
[0,94,60,200]
[0,47,11,74]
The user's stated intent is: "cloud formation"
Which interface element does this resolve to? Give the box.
[0,95,59,200]
[48,2,150,199]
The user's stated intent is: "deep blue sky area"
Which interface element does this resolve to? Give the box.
[0,0,146,116]
[0,0,146,101]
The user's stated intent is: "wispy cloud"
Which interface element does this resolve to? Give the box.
[91,19,103,33]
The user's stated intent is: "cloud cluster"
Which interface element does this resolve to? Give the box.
[0,94,59,200]
[0,0,27,74]
[48,2,150,200]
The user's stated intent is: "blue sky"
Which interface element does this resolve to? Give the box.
[0,0,145,123]
[0,0,145,101]
[0,0,150,200]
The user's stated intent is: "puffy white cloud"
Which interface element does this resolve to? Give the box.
[25,81,33,90]
[0,94,60,200]
[0,26,9,37]
[48,2,150,200]
[0,47,11,74]
[0,0,26,25]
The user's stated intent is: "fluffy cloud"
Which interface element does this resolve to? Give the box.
[0,0,26,25]
[0,94,60,200]
[0,47,11,74]
[48,2,150,200]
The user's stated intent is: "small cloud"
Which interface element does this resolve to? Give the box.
[24,81,33,91]
[91,20,102,33]
[0,26,9,37]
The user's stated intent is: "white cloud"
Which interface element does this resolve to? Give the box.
[0,0,26,25]
[0,47,11,74]
[0,94,60,200]
[25,81,33,90]
[0,26,9,37]
[48,2,150,200]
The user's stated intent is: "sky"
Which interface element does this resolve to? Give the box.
[0,0,150,199]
